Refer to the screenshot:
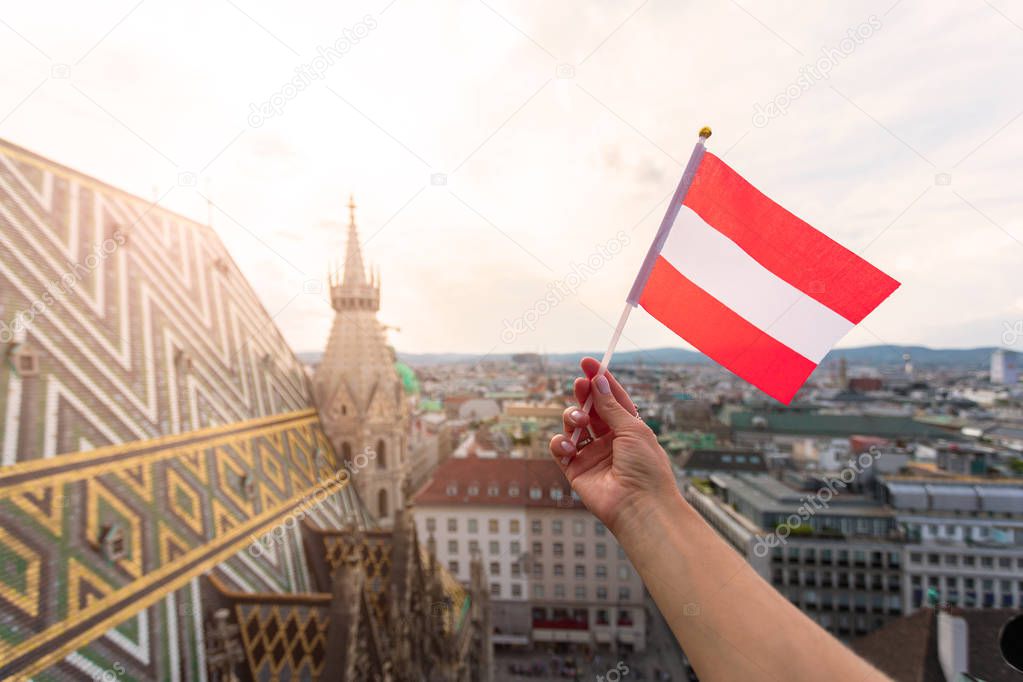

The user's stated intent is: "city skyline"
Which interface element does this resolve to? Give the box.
[2,1,1021,356]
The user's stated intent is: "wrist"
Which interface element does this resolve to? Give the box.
[607,487,690,540]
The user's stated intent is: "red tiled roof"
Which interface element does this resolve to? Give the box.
[413,456,584,509]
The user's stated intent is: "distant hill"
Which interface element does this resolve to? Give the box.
[297,346,1008,369]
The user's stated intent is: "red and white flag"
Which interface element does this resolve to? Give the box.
[634,151,899,404]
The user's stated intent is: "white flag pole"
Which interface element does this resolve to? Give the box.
[570,126,712,446]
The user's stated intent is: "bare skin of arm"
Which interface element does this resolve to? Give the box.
[549,358,889,682]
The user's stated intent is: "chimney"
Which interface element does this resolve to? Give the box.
[937,610,969,681]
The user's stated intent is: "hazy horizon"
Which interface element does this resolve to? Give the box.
[3,1,1022,357]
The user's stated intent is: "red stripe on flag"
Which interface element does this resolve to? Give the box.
[639,256,816,404]
[682,152,899,324]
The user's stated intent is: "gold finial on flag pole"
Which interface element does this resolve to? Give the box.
[699,126,712,140]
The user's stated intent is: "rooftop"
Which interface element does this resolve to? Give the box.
[413,457,584,509]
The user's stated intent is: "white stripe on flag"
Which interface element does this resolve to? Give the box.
[660,207,854,363]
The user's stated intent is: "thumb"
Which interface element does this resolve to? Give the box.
[590,375,637,432]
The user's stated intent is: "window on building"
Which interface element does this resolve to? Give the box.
[533,562,543,578]
[554,584,565,598]
[487,484,499,496]
[574,543,584,558]
[618,565,631,580]
[552,520,563,535]
[426,517,436,532]
[550,487,563,501]
[595,521,606,536]
[511,562,521,577]
[531,520,542,534]
[489,541,499,554]
[488,519,499,533]
[510,541,521,555]
[447,518,458,532]
[553,542,564,558]
[575,565,585,578]
[596,565,607,579]
[448,540,458,553]
[377,489,388,518]
[596,543,606,559]
[618,587,631,601]
[469,540,479,554]
[530,487,542,500]
[534,584,545,598]
[508,483,520,497]
[532,542,542,556]
[490,583,501,597]
[554,564,564,577]
[448,561,459,573]
[468,519,478,533]
[597,587,608,601]
[490,562,500,576]
[575,585,586,599]
[341,442,353,463]
[468,482,479,496]
[446,482,458,496]
[512,583,522,598]
[376,439,387,469]
[510,519,520,534]
[617,545,626,560]
[573,520,585,536]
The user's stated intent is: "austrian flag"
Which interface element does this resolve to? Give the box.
[632,145,899,404]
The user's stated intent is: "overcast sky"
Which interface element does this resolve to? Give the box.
[2,0,1022,356]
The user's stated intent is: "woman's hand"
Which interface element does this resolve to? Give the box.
[548,357,679,533]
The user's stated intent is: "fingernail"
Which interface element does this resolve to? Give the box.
[595,375,610,394]
[559,441,574,454]
[570,410,585,423]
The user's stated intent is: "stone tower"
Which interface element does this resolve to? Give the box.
[314,195,410,527]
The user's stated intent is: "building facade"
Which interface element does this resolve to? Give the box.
[314,197,411,527]
[413,457,647,652]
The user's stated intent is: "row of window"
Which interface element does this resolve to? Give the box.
[526,584,632,601]
[772,547,900,568]
[773,569,899,591]
[444,481,579,502]
[426,517,607,537]
[908,552,1021,569]
[443,538,627,561]
[911,575,1023,594]
[530,562,631,580]
[789,589,903,613]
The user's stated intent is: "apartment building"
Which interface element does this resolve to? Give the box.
[413,457,647,652]
[681,472,905,638]
[882,477,1023,612]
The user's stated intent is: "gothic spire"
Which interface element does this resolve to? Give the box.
[342,194,367,288]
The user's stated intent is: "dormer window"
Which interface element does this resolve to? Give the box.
[550,488,563,502]
[508,483,520,497]
[529,487,541,500]
[487,484,499,497]
[468,482,480,496]
[446,482,458,496]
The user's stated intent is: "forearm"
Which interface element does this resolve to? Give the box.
[611,492,888,682]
